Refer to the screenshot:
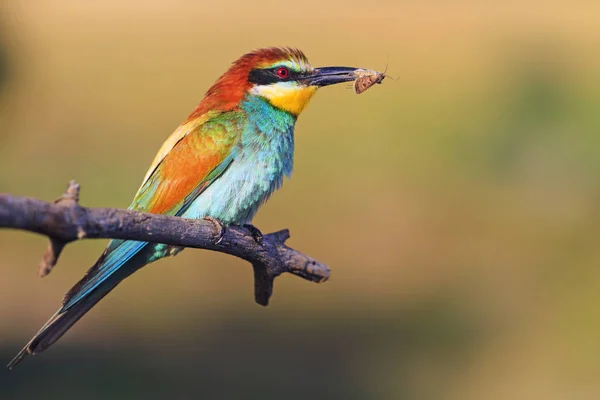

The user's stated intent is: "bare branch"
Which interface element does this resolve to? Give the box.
[0,181,330,305]
[37,180,81,277]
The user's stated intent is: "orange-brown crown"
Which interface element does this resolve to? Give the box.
[185,47,309,122]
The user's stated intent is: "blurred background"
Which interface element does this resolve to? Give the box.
[1,1,600,399]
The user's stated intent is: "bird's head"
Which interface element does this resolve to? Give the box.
[189,47,361,120]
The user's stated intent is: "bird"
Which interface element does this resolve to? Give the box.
[8,47,366,368]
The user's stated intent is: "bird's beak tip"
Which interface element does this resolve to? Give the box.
[304,66,360,87]
[305,67,386,88]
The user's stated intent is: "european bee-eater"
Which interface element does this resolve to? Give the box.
[9,47,376,368]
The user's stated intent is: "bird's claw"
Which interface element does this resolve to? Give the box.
[204,216,226,244]
[243,224,263,244]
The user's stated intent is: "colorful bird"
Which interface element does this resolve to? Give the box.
[8,47,370,368]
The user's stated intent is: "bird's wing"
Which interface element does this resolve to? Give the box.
[129,115,240,215]
[62,112,242,309]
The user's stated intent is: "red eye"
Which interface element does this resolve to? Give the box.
[276,67,289,79]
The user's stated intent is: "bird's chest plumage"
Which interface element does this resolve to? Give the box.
[183,97,295,225]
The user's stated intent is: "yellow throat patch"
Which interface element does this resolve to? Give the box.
[252,84,318,116]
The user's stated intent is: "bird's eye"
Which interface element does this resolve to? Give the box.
[276,67,289,79]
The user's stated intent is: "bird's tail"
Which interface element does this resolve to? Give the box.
[7,241,153,369]
[7,283,115,369]
[6,265,134,370]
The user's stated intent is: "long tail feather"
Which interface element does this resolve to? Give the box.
[8,245,153,369]
[7,309,61,369]
[7,275,119,369]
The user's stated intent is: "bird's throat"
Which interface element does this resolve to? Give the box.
[251,84,317,116]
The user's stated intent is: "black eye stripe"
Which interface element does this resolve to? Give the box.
[248,67,303,85]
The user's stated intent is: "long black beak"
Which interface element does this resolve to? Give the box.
[303,66,359,87]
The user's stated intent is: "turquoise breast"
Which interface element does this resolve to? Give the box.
[182,95,296,225]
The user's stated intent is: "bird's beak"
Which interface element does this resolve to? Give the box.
[303,66,360,87]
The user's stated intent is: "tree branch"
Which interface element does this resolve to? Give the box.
[0,181,330,306]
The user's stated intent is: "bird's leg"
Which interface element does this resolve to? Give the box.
[203,216,226,244]
[243,224,263,244]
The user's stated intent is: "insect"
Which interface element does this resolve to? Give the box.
[353,67,387,94]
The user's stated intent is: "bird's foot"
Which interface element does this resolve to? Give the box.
[204,216,226,244]
[243,224,263,244]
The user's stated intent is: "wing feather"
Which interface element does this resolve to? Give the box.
[62,112,241,308]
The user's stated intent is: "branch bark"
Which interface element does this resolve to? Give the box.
[0,181,330,306]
